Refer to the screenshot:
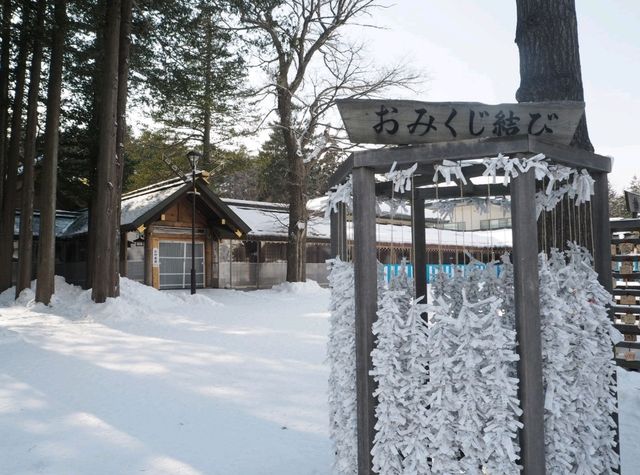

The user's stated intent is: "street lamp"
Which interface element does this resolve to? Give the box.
[187,150,201,295]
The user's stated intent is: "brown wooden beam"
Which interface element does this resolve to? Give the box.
[510,167,546,475]
[352,166,378,474]
[412,194,427,302]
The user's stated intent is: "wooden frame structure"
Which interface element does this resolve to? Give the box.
[328,134,613,475]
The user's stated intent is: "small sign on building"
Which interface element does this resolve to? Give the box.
[152,247,160,267]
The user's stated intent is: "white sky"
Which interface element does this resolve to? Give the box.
[131,1,638,191]
[340,0,639,191]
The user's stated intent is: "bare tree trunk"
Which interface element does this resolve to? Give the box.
[515,0,593,252]
[0,0,12,204]
[109,0,131,297]
[278,88,307,282]
[0,1,31,292]
[91,0,120,303]
[16,0,45,298]
[36,0,66,305]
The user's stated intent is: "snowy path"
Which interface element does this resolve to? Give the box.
[0,279,332,475]
[1,278,639,474]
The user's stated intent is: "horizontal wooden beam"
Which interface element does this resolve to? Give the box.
[327,153,354,189]
[347,134,611,174]
[610,219,640,232]
[353,135,531,171]
[528,135,611,172]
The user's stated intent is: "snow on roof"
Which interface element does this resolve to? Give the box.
[61,181,186,237]
[56,179,512,248]
[14,210,80,237]
[227,201,512,248]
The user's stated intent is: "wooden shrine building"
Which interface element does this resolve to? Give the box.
[58,175,250,290]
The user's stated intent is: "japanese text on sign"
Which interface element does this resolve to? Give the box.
[336,99,585,146]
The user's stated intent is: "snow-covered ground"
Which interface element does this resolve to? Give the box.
[0,277,639,474]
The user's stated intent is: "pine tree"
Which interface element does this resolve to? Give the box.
[327,258,357,474]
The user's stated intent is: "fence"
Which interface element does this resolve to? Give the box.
[384,262,499,284]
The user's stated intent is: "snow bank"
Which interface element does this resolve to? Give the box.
[0,276,214,323]
[619,368,640,475]
[270,279,326,295]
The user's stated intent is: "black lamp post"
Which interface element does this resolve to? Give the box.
[187,150,201,295]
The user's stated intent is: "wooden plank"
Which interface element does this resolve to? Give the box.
[510,167,546,475]
[615,359,640,370]
[613,289,640,296]
[528,135,612,172]
[613,273,640,280]
[327,153,354,189]
[352,166,378,474]
[612,254,640,261]
[614,341,640,350]
[613,324,640,335]
[609,218,640,232]
[611,238,640,245]
[592,173,613,293]
[337,99,584,145]
[353,135,531,171]
[412,195,427,302]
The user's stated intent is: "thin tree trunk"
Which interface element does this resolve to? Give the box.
[35,0,66,305]
[109,0,131,297]
[16,0,45,298]
[0,0,12,204]
[91,0,120,303]
[202,8,213,168]
[0,0,31,292]
[515,0,592,252]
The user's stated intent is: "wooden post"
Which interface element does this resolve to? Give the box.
[144,228,152,286]
[352,166,378,474]
[592,172,620,473]
[119,231,127,277]
[592,173,612,292]
[412,193,427,302]
[330,201,348,260]
[510,167,546,475]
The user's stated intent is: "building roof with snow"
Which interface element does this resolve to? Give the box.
[53,177,512,248]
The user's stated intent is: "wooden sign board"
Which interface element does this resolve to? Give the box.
[625,190,640,215]
[336,99,585,145]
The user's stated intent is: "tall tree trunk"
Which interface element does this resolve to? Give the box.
[16,0,45,298]
[0,1,31,292]
[91,0,120,303]
[35,0,66,305]
[278,88,307,282]
[0,0,12,204]
[516,0,592,151]
[201,8,213,168]
[515,0,592,252]
[109,0,131,297]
